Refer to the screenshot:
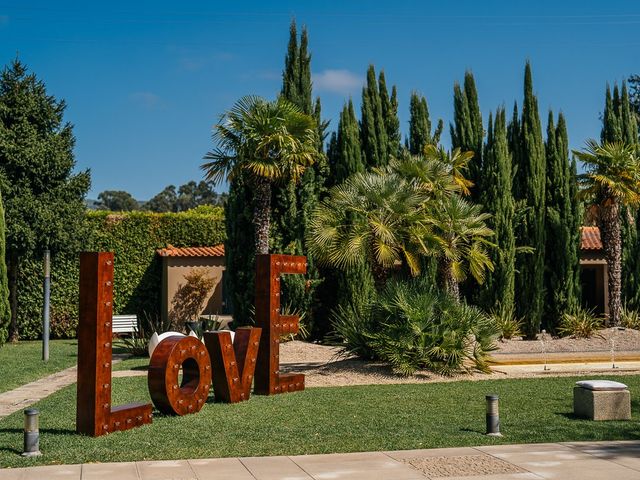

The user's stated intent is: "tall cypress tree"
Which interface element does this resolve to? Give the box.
[451,71,483,198]
[379,73,401,159]
[478,108,515,313]
[513,62,546,337]
[361,65,392,168]
[408,92,442,154]
[544,111,581,329]
[328,100,364,186]
[278,21,328,335]
[0,191,9,345]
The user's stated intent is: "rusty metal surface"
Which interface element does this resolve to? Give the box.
[148,335,212,415]
[204,327,261,403]
[254,254,307,395]
[76,252,152,436]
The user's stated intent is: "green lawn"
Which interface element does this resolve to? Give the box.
[112,354,149,371]
[0,340,78,394]
[0,374,638,468]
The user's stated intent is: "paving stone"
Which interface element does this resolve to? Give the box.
[291,452,424,480]
[188,458,256,479]
[137,460,196,480]
[240,456,312,480]
[81,462,140,480]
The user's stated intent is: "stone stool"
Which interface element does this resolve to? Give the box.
[573,380,631,421]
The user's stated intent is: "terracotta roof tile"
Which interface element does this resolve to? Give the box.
[156,244,225,257]
[581,226,602,250]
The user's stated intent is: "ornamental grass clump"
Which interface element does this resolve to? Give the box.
[490,304,524,340]
[621,306,640,330]
[558,307,603,338]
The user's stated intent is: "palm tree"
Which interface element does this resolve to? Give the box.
[307,170,428,290]
[390,151,459,199]
[426,195,494,301]
[423,145,475,196]
[202,95,318,254]
[573,140,640,325]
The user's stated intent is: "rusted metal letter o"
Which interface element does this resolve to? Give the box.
[148,336,212,415]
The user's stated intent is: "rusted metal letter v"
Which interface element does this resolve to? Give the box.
[204,327,262,403]
[76,252,152,436]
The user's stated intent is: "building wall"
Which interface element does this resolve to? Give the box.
[160,256,226,326]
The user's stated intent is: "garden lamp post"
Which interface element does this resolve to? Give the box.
[486,394,502,436]
[22,409,41,457]
[42,249,50,362]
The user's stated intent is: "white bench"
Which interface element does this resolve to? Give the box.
[112,314,138,335]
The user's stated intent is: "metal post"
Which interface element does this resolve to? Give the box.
[486,394,502,436]
[22,409,41,457]
[42,249,50,362]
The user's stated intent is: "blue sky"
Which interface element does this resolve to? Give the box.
[1,1,639,200]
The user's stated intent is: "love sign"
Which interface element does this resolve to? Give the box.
[75,251,306,437]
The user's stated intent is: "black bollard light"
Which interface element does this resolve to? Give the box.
[22,409,41,457]
[485,395,502,437]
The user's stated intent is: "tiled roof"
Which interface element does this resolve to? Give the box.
[156,244,225,257]
[581,226,602,250]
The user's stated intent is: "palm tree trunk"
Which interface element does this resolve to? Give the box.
[600,199,622,326]
[439,259,460,302]
[8,251,18,342]
[370,261,389,292]
[253,178,271,255]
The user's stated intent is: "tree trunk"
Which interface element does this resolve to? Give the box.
[439,258,460,302]
[253,178,271,255]
[370,260,389,292]
[8,252,18,342]
[600,199,622,326]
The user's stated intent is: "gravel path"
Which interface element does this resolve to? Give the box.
[279,328,640,388]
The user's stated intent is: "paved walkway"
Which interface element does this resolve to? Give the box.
[0,366,78,419]
[0,355,129,419]
[0,441,638,479]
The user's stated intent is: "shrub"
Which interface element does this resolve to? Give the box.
[490,304,523,340]
[558,307,602,338]
[329,301,378,360]
[371,279,498,376]
[329,276,499,376]
[621,306,640,330]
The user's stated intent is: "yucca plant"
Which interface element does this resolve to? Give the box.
[621,306,640,330]
[558,307,603,338]
[490,303,524,340]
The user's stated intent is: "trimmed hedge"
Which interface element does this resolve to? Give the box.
[16,208,225,339]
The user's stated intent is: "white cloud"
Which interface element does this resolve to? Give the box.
[129,92,161,109]
[313,69,362,95]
